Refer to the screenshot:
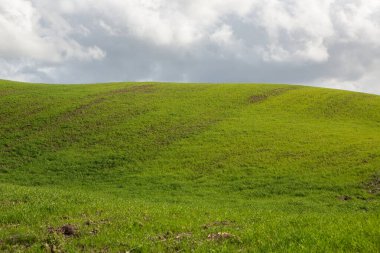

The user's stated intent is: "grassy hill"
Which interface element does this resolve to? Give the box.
[0,80,379,252]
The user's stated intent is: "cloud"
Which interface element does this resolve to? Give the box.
[0,0,379,94]
[0,0,106,62]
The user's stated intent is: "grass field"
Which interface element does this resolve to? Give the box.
[0,80,379,252]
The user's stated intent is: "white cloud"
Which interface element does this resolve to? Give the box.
[247,0,334,62]
[0,59,39,82]
[0,0,105,62]
[332,0,380,45]
[211,25,234,44]
[316,58,380,94]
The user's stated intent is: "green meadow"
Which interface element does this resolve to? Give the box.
[0,80,379,252]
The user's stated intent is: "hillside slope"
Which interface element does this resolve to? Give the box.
[0,80,379,252]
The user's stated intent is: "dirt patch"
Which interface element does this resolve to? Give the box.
[175,232,192,241]
[0,89,16,97]
[207,232,240,242]
[152,231,192,242]
[82,218,111,235]
[48,224,77,237]
[153,231,171,242]
[72,98,105,114]
[61,225,76,236]
[110,84,156,94]
[338,195,352,201]
[364,173,380,195]
[60,97,105,121]
[250,94,269,103]
[3,234,37,247]
[56,85,155,122]
[249,88,295,104]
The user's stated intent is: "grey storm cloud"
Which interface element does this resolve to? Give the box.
[1,0,380,94]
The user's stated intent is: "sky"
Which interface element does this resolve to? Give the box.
[0,0,380,94]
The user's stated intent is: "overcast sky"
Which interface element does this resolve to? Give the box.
[1,0,380,94]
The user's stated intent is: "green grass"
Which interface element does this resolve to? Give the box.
[0,80,379,252]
